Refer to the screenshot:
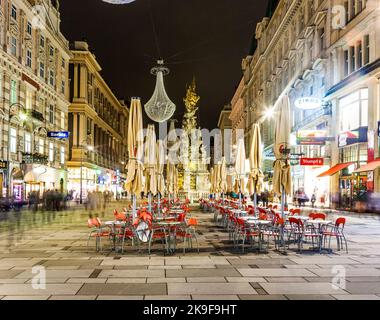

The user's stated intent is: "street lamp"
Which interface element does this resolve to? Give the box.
[7,103,28,198]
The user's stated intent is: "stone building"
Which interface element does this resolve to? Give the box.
[238,0,380,211]
[67,41,129,201]
[0,0,71,200]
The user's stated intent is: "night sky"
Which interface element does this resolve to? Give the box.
[60,0,268,129]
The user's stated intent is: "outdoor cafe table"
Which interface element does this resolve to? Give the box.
[244,220,273,252]
[306,219,333,253]
[104,221,126,252]
[156,221,183,254]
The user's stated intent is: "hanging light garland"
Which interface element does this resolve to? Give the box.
[144,60,176,123]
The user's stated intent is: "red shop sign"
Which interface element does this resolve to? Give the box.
[300,158,324,166]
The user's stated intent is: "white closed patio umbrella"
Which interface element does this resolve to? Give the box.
[273,95,292,217]
[248,123,264,215]
[219,157,228,199]
[144,124,157,212]
[235,138,246,208]
[156,139,165,213]
[125,98,144,219]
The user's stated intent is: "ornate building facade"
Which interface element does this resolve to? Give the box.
[239,0,380,211]
[67,41,129,201]
[0,0,71,200]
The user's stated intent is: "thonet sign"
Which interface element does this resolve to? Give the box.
[300,158,324,166]
[295,97,322,110]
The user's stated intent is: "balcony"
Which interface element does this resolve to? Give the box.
[27,110,45,123]
[292,103,332,132]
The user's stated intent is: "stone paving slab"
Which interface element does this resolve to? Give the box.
[0,270,25,279]
[191,295,239,300]
[147,278,186,283]
[344,282,380,294]
[285,295,336,300]
[77,283,167,296]
[106,278,147,284]
[0,284,82,295]
[260,283,348,295]
[144,295,191,300]
[98,270,164,278]
[49,295,97,300]
[1,296,51,300]
[15,269,94,279]
[333,294,380,300]
[168,283,257,295]
[239,295,287,300]
[166,268,240,278]
[226,277,267,283]
[237,268,317,277]
[187,277,227,283]
[97,296,144,300]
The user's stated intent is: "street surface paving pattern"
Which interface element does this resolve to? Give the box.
[0,205,380,300]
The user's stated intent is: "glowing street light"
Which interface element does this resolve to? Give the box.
[263,107,276,120]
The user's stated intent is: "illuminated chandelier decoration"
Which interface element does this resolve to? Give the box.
[144,60,176,123]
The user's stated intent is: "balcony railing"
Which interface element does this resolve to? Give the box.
[292,103,332,132]
[27,109,44,122]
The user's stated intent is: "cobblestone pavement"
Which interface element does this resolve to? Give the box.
[0,205,379,300]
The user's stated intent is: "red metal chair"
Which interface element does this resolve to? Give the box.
[87,217,112,252]
[322,217,348,253]
[177,218,199,254]
[235,218,260,253]
[288,217,321,253]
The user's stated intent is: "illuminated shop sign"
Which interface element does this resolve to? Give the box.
[296,130,327,145]
[47,131,70,139]
[338,127,368,148]
[300,158,324,166]
[295,97,322,110]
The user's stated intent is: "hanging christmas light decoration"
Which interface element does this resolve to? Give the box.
[144,60,176,123]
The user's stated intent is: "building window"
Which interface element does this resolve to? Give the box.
[39,62,45,79]
[61,111,65,129]
[62,58,65,69]
[49,46,54,56]
[339,88,368,132]
[350,46,355,73]
[49,142,54,162]
[10,128,17,153]
[357,41,363,69]
[60,146,65,164]
[49,70,54,86]
[25,132,31,153]
[364,34,370,65]
[319,27,325,52]
[39,138,44,155]
[26,49,32,68]
[49,105,54,124]
[26,89,33,110]
[27,22,32,35]
[61,80,65,94]
[10,80,17,104]
[40,35,45,48]
[11,5,17,20]
[11,36,17,56]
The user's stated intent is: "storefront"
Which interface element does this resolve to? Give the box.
[24,164,67,200]
[0,160,7,197]
[67,166,117,201]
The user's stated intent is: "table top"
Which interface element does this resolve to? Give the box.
[156,221,183,226]
[307,220,333,225]
[289,215,309,220]
[104,221,126,226]
[245,220,272,225]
